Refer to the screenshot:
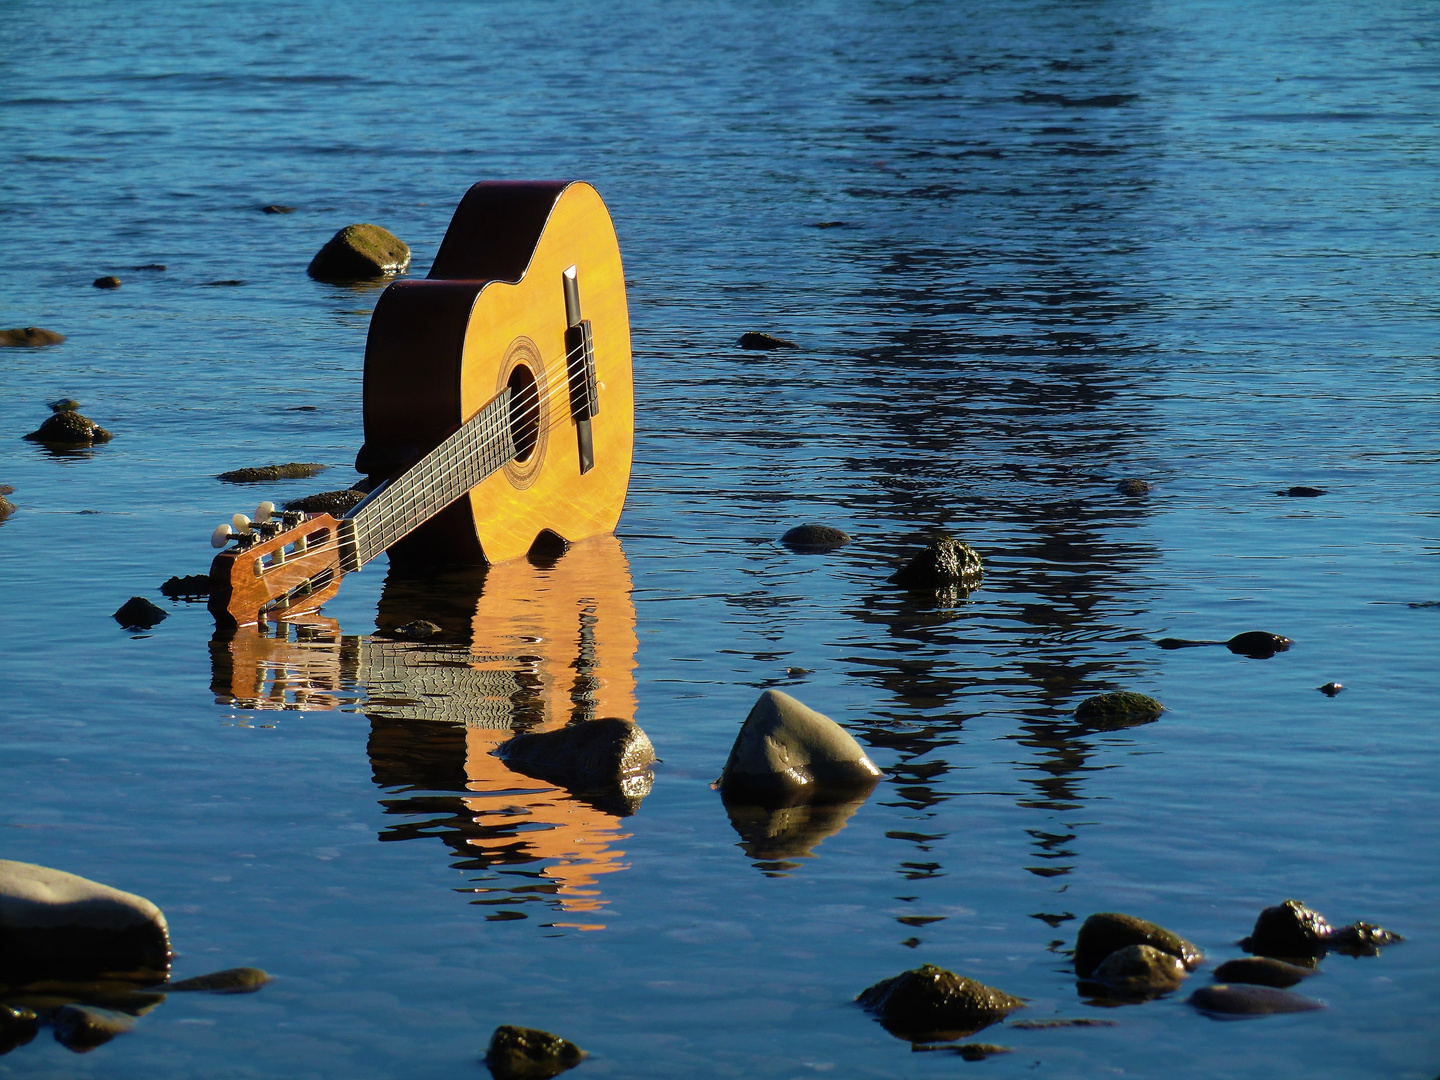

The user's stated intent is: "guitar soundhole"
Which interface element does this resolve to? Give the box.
[507,364,540,463]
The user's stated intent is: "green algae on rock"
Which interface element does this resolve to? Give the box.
[217,462,328,483]
[23,410,113,445]
[1073,691,1165,730]
[1115,478,1152,496]
[284,489,365,514]
[1073,912,1201,978]
[856,964,1025,1040]
[307,223,410,282]
[484,1024,586,1080]
[0,326,65,348]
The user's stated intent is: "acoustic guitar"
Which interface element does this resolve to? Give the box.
[208,180,634,630]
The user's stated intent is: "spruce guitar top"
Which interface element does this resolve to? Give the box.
[208,181,634,630]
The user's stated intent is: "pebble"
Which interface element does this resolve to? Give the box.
[1073,691,1164,730]
[306,223,410,281]
[889,536,983,590]
[1242,899,1331,958]
[1073,912,1201,978]
[0,326,65,347]
[737,331,798,350]
[23,410,114,445]
[716,689,881,800]
[856,963,1025,1040]
[497,717,657,793]
[217,462,327,483]
[1115,478,1152,496]
[284,489,366,514]
[92,276,122,289]
[113,597,167,630]
[1226,631,1292,658]
[780,523,851,552]
[485,1024,586,1080]
[163,966,271,993]
[1188,983,1323,1017]
[1212,957,1315,988]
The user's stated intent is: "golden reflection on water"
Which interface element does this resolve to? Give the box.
[210,534,640,927]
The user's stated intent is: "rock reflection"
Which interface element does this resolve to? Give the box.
[211,535,643,928]
[723,790,874,876]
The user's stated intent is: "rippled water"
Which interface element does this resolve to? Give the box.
[3,1,1439,1077]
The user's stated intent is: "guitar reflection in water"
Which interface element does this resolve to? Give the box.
[211,534,641,931]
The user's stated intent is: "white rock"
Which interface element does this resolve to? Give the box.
[718,689,881,798]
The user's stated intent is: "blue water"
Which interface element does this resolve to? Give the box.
[2,1,1438,1077]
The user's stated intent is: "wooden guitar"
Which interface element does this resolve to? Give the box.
[209,181,634,630]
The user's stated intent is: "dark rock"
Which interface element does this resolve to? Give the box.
[1156,637,1210,649]
[737,331,798,350]
[1073,912,1201,978]
[1327,921,1403,957]
[52,1004,135,1052]
[717,689,881,800]
[812,220,848,228]
[307,223,411,282]
[164,966,270,993]
[1317,682,1344,696]
[1188,984,1323,1017]
[1277,486,1327,497]
[48,398,81,412]
[497,718,656,798]
[390,619,442,641]
[217,462,328,483]
[0,1004,39,1054]
[723,791,871,864]
[856,964,1025,1041]
[113,597,167,630]
[889,536,983,591]
[784,666,812,677]
[1243,899,1332,958]
[261,205,295,214]
[1009,1018,1117,1029]
[92,276,121,289]
[780,524,851,552]
[1073,691,1164,730]
[291,405,319,411]
[1083,944,1187,998]
[0,326,65,348]
[131,263,166,271]
[161,574,212,600]
[1226,631,1292,658]
[23,410,113,445]
[1212,957,1315,988]
[485,1024,586,1080]
[202,280,245,287]
[1115,478,1152,496]
[284,489,365,514]
[0,860,171,985]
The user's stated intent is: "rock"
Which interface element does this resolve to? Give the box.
[0,1004,39,1054]
[163,966,270,993]
[23,410,113,445]
[0,326,65,348]
[889,536,983,591]
[1277,486,1326,497]
[485,1024,586,1080]
[812,221,848,228]
[217,462,328,483]
[1010,1018,1116,1029]
[784,666,812,677]
[51,1004,135,1052]
[284,489,365,514]
[717,689,881,800]
[1212,957,1315,988]
[737,332,798,350]
[48,398,81,412]
[1155,637,1209,649]
[1188,984,1323,1017]
[1073,912,1201,978]
[1327,921,1403,957]
[1073,691,1164,730]
[0,492,13,521]
[1317,682,1344,696]
[92,276,121,289]
[1226,631,1292,658]
[1115,478,1152,496]
[780,524,851,552]
[306,223,410,282]
[1084,944,1188,998]
[856,964,1025,1041]
[723,791,871,863]
[1242,899,1331,959]
[160,574,212,600]
[0,860,170,985]
[261,204,295,214]
[497,718,656,796]
[392,619,442,641]
[113,597,167,630]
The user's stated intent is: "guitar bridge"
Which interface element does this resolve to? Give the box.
[563,265,598,474]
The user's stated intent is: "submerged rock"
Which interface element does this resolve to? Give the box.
[1073,912,1201,979]
[1277,486,1326,497]
[217,462,327,483]
[1212,957,1315,988]
[113,597,167,630]
[160,574,212,600]
[737,331,798,350]
[1009,1018,1116,1029]
[283,489,365,515]
[23,410,113,445]
[391,619,442,641]
[1327,921,1403,957]
[163,966,270,993]
[0,1004,39,1054]
[0,326,65,348]
[856,964,1025,1041]
[1084,944,1188,998]
[485,1024,586,1080]
[889,536,983,591]
[1115,478,1152,496]
[1188,984,1323,1017]
[51,1004,135,1052]
[0,860,171,985]
[261,204,295,214]
[1317,682,1344,696]
[48,398,81,412]
[780,524,851,552]
[1242,899,1331,959]
[497,718,656,794]
[1226,631,1291,658]
[307,223,410,282]
[1073,691,1164,730]
[92,276,121,289]
[717,689,880,800]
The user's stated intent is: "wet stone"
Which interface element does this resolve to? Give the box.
[1085,944,1187,998]
[1115,478,1152,496]
[51,1004,135,1052]
[497,718,656,795]
[1212,957,1315,989]
[812,220,848,228]
[485,1024,586,1080]
[0,326,65,348]
[780,523,851,552]
[391,619,442,641]
[1188,984,1323,1017]
[717,689,881,800]
[0,491,13,521]
[217,462,328,483]
[0,1004,39,1054]
[1277,486,1327,497]
[856,964,1025,1041]
[23,410,113,445]
[163,966,270,993]
[1073,691,1164,730]
[1327,921,1403,957]
[1226,631,1292,658]
[1318,682,1344,696]
[113,597,167,630]
[1242,899,1331,959]
[160,575,212,600]
[307,223,410,281]
[890,536,983,591]
[737,331,798,350]
[1073,912,1201,978]
[92,276,121,289]
[284,488,365,514]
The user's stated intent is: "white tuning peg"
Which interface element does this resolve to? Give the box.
[232,513,252,534]
[254,501,274,523]
[211,523,234,548]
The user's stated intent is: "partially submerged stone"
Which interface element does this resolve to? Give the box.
[1073,912,1201,978]
[497,718,656,798]
[1242,899,1331,959]
[717,689,880,801]
[163,966,270,993]
[0,327,65,348]
[160,574,212,600]
[737,331,798,350]
[391,619,442,641]
[23,410,113,445]
[1317,682,1344,696]
[889,536,983,591]
[217,462,327,483]
[1277,486,1326,497]
[1226,631,1291,659]
[113,597,167,630]
[92,276,121,289]
[1327,921,1403,957]
[1009,1018,1116,1029]
[1188,984,1323,1017]
[307,223,410,282]
[1115,478,1152,496]
[284,489,365,514]
[0,489,13,521]
[780,524,851,552]
[485,1024,586,1080]
[1084,943,1187,998]
[856,964,1025,1041]
[0,860,170,985]
[1073,691,1164,730]
[261,204,295,214]
[51,1004,134,1052]
[1212,957,1315,988]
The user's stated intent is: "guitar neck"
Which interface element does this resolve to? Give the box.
[346,391,516,566]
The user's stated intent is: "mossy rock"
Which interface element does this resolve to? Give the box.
[1073,691,1164,730]
[217,462,327,483]
[23,410,113,444]
[1327,921,1403,956]
[857,964,1024,1040]
[1073,912,1201,978]
[0,326,65,348]
[307,223,410,282]
[392,619,442,641]
[1115,478,1152,496]
[890,536,983,590]
[284,489,365,514]
[485,1024,586,1080]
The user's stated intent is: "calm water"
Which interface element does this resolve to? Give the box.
[2,1,1439,1076]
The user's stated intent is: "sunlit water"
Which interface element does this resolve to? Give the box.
[2,1,1438,1077]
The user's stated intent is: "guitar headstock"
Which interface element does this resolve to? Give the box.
[208,501,349,629]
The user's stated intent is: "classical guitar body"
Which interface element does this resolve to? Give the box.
[359,180,634,566]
